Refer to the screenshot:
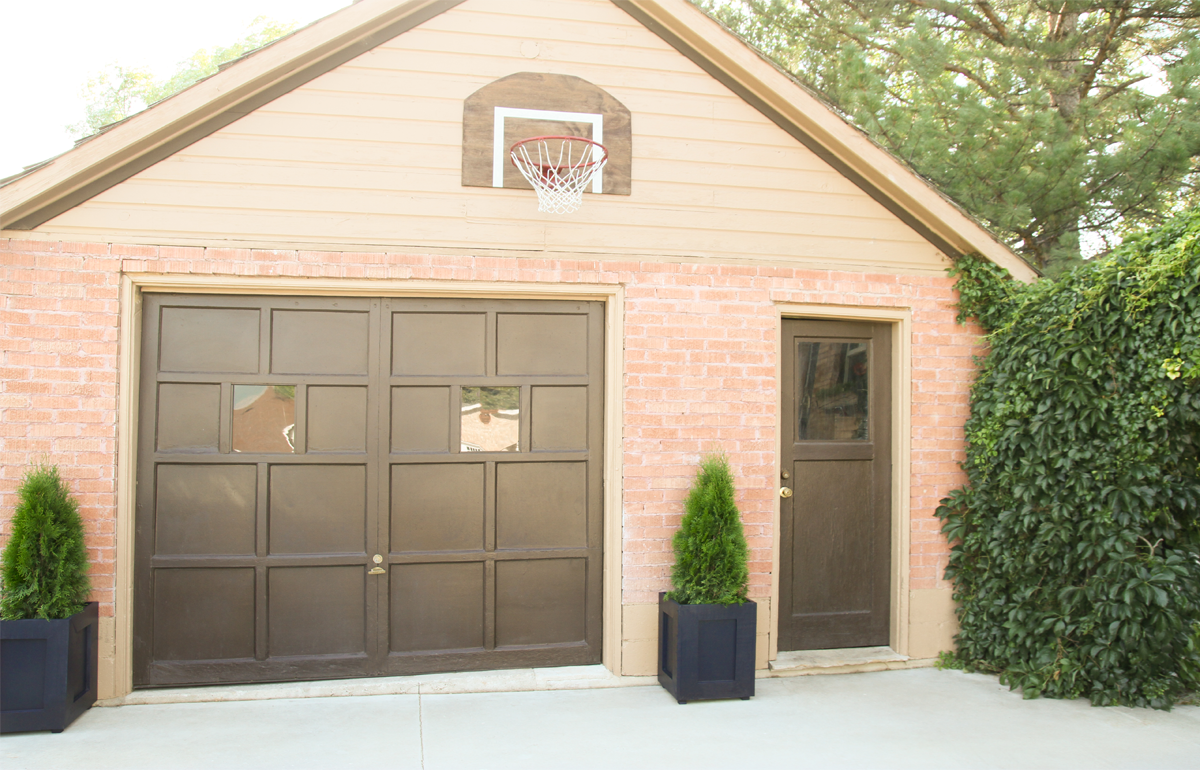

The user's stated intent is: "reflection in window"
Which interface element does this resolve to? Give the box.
[461,387,520,452]
[232,385,296,453]
[797,341,869,441]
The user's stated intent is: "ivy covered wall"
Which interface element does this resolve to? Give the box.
[940,208,1200,708]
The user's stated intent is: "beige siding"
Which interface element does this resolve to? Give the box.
[37,0,949,273]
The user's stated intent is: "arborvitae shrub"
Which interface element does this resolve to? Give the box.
[668,454,750,605]
[1,465,91,620]
[939,207,1200,708]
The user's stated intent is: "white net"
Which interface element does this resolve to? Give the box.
[510,136,608,215]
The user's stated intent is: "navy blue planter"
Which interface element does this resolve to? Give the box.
[658,592,755,703]
[1,602,98,733]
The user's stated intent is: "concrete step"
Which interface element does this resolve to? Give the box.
[767,645,911,676]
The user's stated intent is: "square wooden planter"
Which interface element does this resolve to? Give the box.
[657,592,756,703]
[0,602,99,733]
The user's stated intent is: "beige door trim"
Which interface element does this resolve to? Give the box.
[772,303,913,660]
[113,273,625,697]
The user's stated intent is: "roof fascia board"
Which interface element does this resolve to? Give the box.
[0,0,465,231]
[614,0,1037,282]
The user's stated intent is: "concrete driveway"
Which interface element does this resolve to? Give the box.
[3,668,1197,769]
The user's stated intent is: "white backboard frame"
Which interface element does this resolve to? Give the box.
[493,107,605,193]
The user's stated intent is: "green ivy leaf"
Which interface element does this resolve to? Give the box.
[938,208,1200,710]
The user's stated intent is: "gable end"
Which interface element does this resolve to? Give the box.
[1,0,467,231]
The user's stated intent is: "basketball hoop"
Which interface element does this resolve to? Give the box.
[510,135,608,214]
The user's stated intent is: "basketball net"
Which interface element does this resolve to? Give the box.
[510,136,608,215]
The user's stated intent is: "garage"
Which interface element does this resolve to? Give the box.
[134,294,604,687]
[1,0,1049,699]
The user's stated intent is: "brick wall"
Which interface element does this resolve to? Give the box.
[2,240,122,615]
[620,265,982,602]
[0,238,983,615]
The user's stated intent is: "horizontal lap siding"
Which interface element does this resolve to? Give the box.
[1,239,979,614]
[39,0,947,274]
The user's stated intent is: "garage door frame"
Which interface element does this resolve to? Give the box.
[111,273,625,698]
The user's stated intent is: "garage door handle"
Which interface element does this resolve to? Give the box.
[368,566,386,575]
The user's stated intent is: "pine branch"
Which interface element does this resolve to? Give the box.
[903,0,1011,43]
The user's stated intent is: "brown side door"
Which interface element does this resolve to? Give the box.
[134,294,603,687]
[779,319,891,650]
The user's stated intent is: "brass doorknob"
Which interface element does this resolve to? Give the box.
[368,554,385,575]
[780,487,793,498]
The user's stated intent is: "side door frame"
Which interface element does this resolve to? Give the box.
[771,305,913,660]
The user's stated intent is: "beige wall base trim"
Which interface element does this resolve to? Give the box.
[619,599,772,676]
[98,665,657,707]
[907,587,960,660]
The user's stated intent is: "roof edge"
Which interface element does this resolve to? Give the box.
[615,0,1037,282]
[0,0,465,231]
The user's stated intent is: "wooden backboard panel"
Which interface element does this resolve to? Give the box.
[462,72,631,195]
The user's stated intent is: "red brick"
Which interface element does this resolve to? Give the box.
[2,241,981,613]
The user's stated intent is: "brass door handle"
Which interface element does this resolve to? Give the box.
[780,487,793,499]
[368,566,386,575]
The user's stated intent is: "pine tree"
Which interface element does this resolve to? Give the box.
[704,0,1200,276]
[668,455,751,605]
[1,465,91,620]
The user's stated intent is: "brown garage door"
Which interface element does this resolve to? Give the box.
[134,295,604,687]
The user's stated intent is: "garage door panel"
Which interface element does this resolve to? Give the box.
[269,566,365,657]
[392,313,486,376]
[159,307,259,374]
[156,465,256,555]
[269,465,367,554]
[495,559,586,647]
[153,568,255,661]
[792,460,873,614]
[271,310,370,375]
[391,464,484,553]
[496,462,587,550]
[307,386,368,453]
[390,563,485,653]
[391,387,451,453]
[497,314,587,375]
[530,386,588,451]
[156,384,220,452]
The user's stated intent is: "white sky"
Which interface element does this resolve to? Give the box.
[0,0,352,180]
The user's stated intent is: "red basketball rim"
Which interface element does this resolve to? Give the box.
[510,135,609,174]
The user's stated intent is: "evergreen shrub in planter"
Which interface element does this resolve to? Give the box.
[1,465,98,733]
[658,455,756,703]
